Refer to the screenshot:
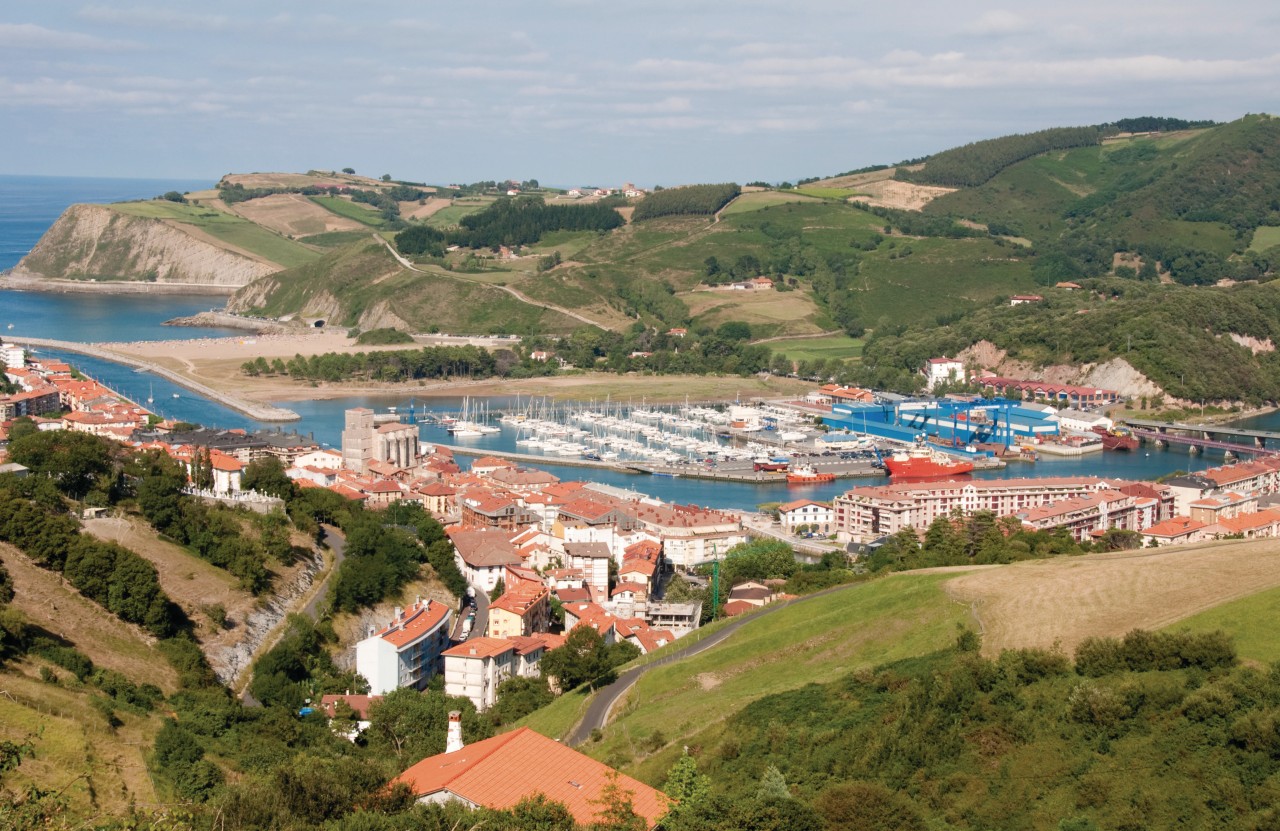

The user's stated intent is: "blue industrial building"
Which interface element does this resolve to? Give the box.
[822,399,1060,453]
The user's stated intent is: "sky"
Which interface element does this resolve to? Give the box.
[2,2,1278,187]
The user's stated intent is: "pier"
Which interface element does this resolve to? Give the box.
[7,335,299,422]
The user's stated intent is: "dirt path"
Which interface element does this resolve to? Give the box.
[945,539,1280,656]
[374,235,609,330]
[752,329,845,345]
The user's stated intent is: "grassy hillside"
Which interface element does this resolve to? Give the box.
[110,200,320,268]
[231,239,585,334]
[523,573,972,765]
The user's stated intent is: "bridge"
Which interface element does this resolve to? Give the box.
[1119,418,1280,456]
[7,336,299,422]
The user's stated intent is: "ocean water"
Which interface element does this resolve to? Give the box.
[0,175,1266,509]
[0,174,211,272]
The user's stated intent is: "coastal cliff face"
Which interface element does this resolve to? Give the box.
[10,203,277,287]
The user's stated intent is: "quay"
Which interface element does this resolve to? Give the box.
[433,443,639,473]
[7,336,300,422]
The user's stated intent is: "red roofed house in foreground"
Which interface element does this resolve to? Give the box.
[393,713,667,828]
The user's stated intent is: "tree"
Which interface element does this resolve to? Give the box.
[662,753,710,828]
[490,577,506,603]
[366,687,490,766]
[814,782,927,831]
[541,625,612,691]
[242,457,296,499]
[381,173,392,182]
[588,771,646,831]
[342,167,355,174]
[9,430,115,500]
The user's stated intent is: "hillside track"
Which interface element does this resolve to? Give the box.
[945,539,1280,656]
[374,235,609,330]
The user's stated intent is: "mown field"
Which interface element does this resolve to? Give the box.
[775,333,865,364]
[309,195,386,227]
[108,201,320,268]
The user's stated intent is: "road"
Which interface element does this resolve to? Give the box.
[239,525,345,708]
[374,235,608,331]
[566,580,860,746]
[303,525,346,621]
[451,586,489,640]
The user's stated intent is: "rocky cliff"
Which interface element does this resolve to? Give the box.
[10,203,277,287]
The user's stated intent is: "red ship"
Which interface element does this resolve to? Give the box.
[883,437,975,478]
[786,464,836,485]
[1092,425,1139,451]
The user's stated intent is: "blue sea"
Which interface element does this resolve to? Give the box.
[0,174,212,272]
[0,174,1269,509]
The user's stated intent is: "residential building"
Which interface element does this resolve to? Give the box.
[449,527,522,593]
[486,582,550,639]
[355,599,453,695]
[443,638,516,711]
[778,499,834,534]
[923,357,966,391]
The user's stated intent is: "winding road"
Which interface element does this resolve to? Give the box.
[566,579,862,746]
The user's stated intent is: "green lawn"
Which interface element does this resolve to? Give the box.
[109,201,319,268]
[1163,584,1280,663]
[1250,226,1280,253]
[523,573,975,779]
[309,196,385,227]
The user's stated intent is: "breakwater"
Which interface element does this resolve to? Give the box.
[7,335,299,422]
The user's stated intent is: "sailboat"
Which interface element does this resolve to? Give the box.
[146,382,154,406]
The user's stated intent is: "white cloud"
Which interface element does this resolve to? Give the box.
[77,6,231,31]
[613,96,693,114]
[0,22,133,51]
[963,10,1030,36]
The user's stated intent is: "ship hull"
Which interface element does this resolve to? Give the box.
[884,458,974,477]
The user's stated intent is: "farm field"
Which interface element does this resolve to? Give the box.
[718,190,824,216]
[682,286,827,337]
[792,186,858,200]
[231,192,365,237]
[424,197,495,230]
[944,539,1280,656]
[108,200,320,268]
[309,195,385,227]
[774,333,864,363]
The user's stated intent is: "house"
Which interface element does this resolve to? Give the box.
[1141,516,1210,547]
[319,693,382,741]
[923,357,966,391]
[392,719,668,828]
[1055,281,1082,290]
[727,580,776,608]
[666,328,687,338]
[442,638,516,711]
[355,599,453,695]
[443,634,562,711]
[1009,295,1043,305]
[778,499,833,535]
[562,541,613,593]
[486,582,550,639]
[209,451,244,494]
[449,528,522,593]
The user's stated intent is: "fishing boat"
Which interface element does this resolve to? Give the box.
[883,436,974,478]
[786,464,836,485]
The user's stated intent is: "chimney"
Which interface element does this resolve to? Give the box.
[446,711,464,753]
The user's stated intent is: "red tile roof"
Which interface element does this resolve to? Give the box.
[372,599,451,648]
[392,727,667,826]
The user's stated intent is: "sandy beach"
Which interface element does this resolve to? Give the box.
[95,333,816,404]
